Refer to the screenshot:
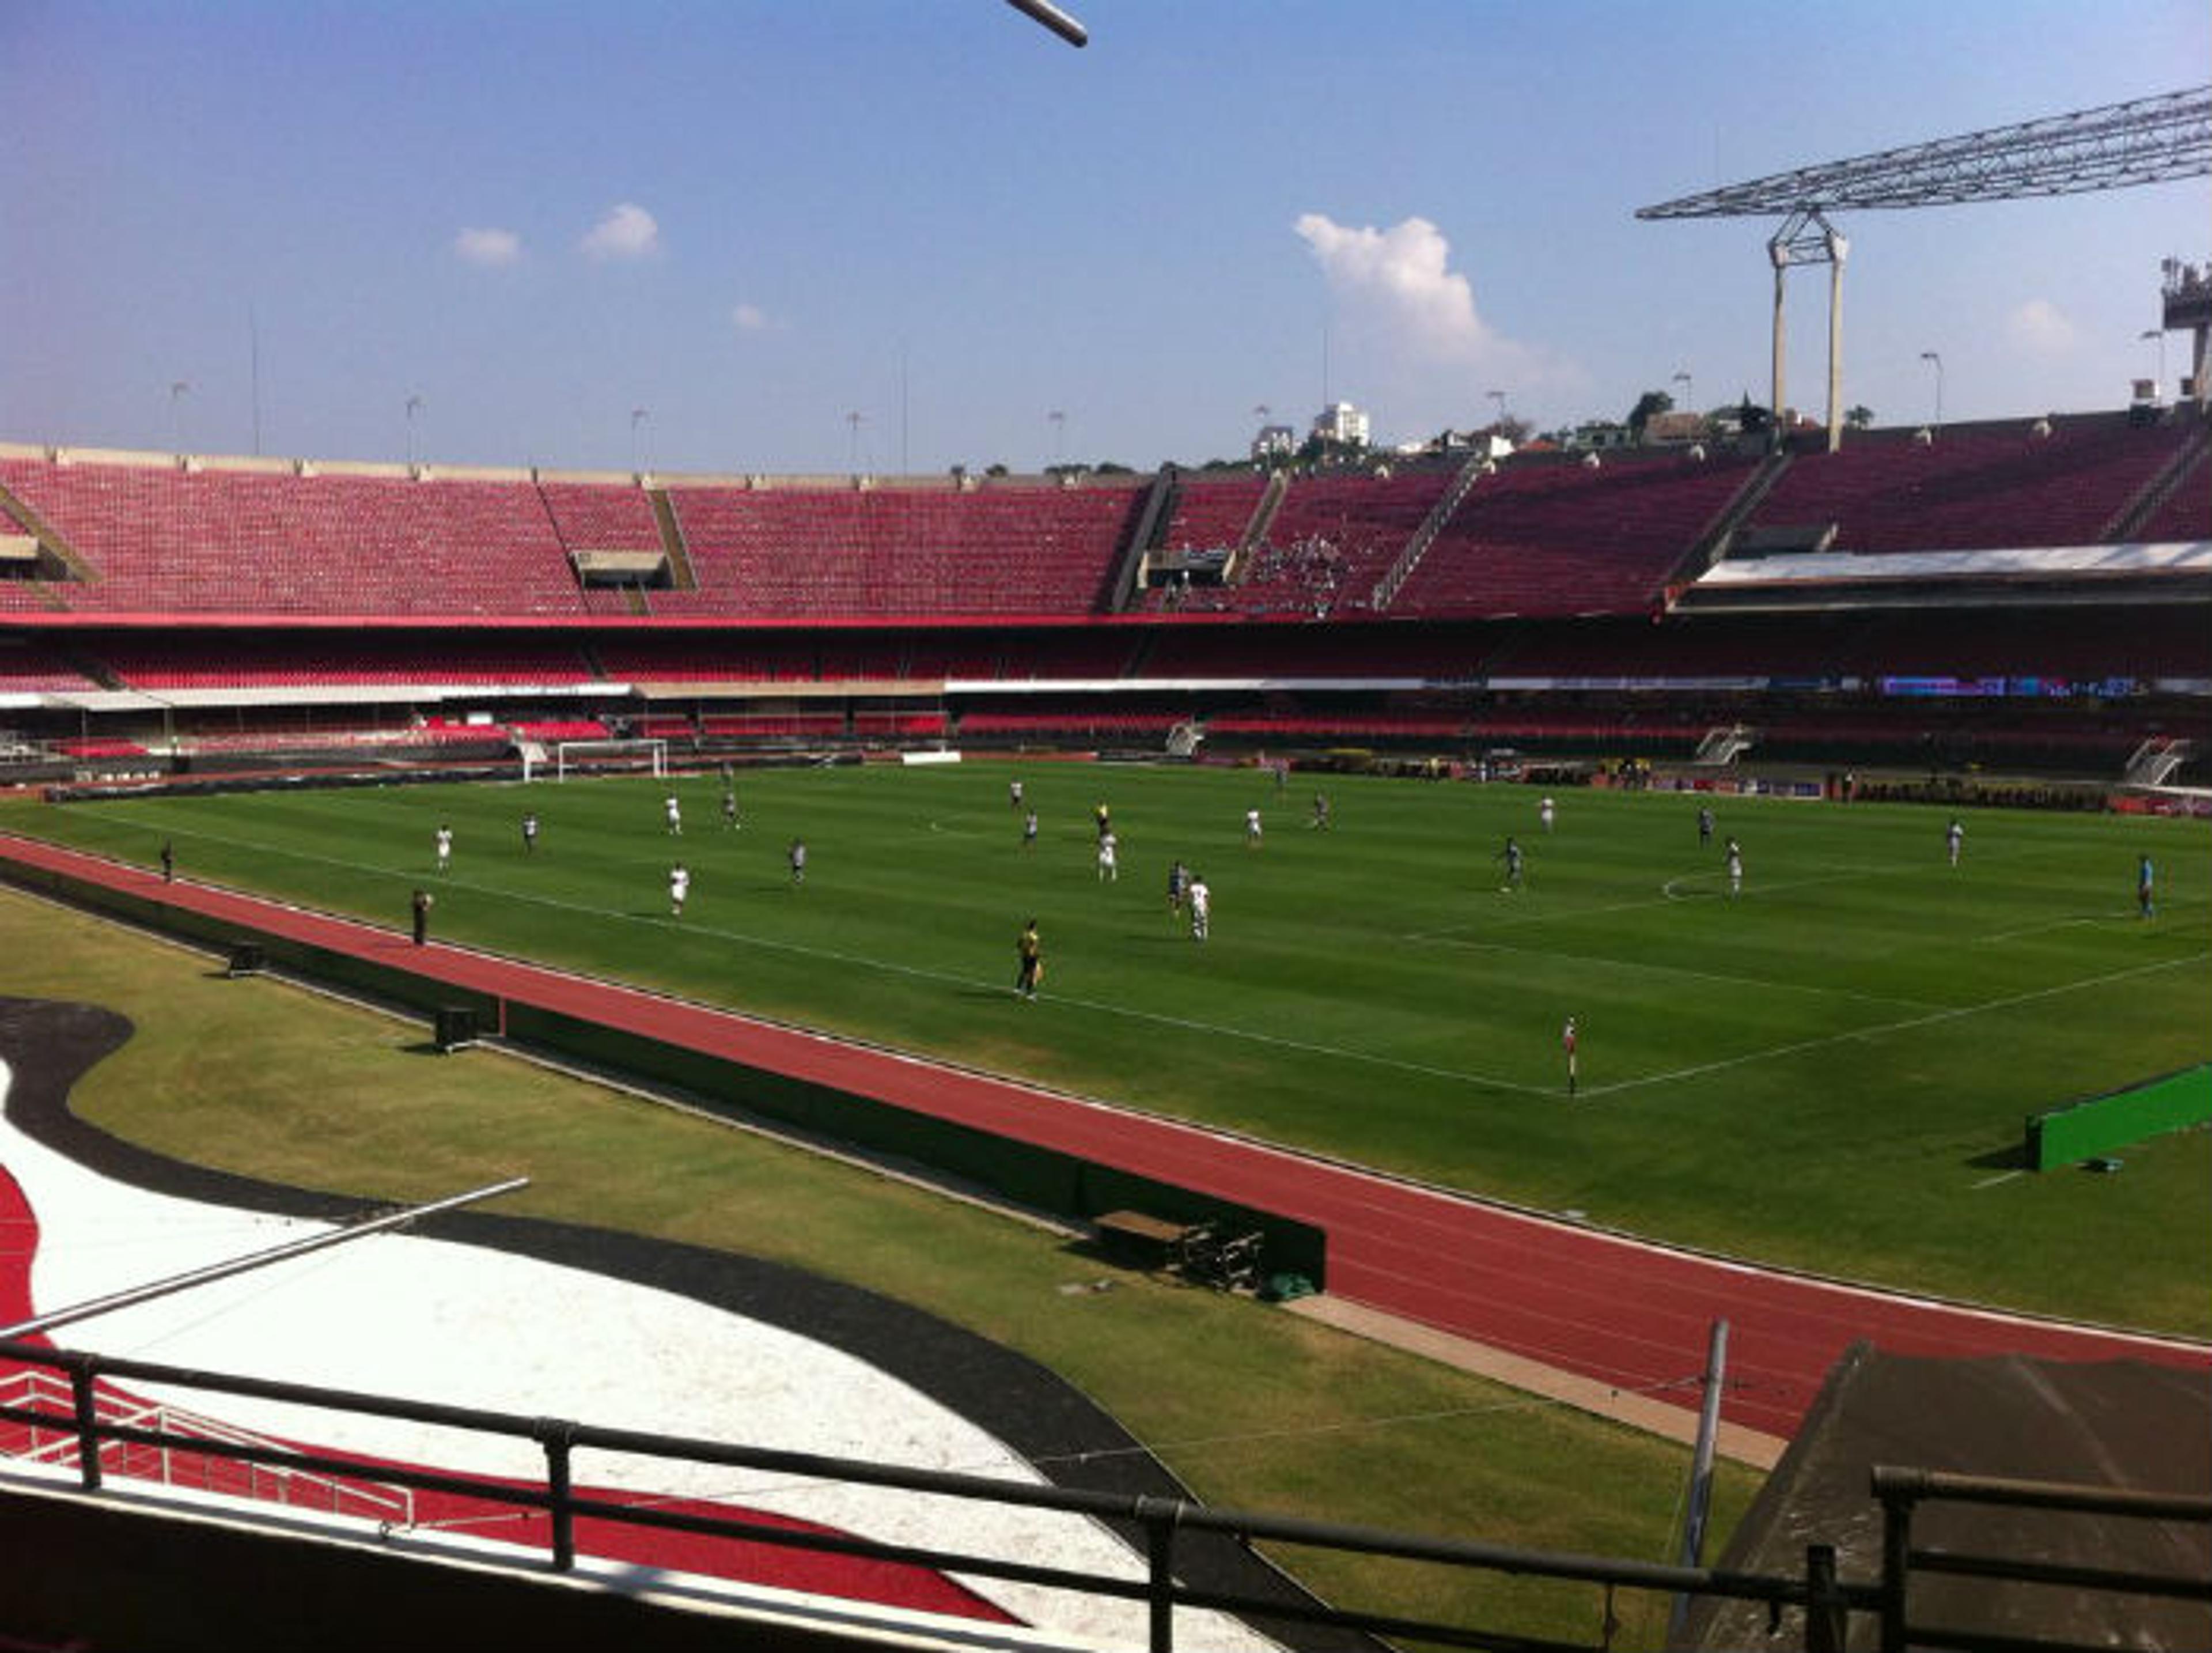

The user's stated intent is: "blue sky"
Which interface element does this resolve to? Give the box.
[3,1,2205,474]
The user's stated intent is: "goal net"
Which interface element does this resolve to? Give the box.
[537,737,668,782]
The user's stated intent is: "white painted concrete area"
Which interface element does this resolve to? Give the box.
[0,1060,1277,1650]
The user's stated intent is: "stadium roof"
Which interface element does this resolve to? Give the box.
[1640,86,2211,217]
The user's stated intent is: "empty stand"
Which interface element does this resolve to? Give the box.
[1745,417,2196,554]
[660,482,1147,618]
[1393,451,1761,619]
[0,457,592,616]
[1162,476,1266,555]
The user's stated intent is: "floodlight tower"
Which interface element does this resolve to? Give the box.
[2161,257,2212,410]
[1767,210,1848,452]
[1641,86,2212,448]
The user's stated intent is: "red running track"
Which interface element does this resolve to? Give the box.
[6,833,2207,1442]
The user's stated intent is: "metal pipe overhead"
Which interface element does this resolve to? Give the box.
[1640,86,2210,218]
[1,1178,531,1341]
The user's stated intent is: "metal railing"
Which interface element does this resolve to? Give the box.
[1870,1465,2212,1653]
[0,1337,1878,1652]
[10,1338,2202,1652]
[0,1366,412,1527]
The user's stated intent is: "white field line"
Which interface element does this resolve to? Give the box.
[1975,914,2123,945]
[1414,833,2101,945]
[1584,950,2211,1100]
[1407,859,1892,941]
[1407,930,1934,1012]
[1970,1171,2024,1191]
[101,823,1562,1099]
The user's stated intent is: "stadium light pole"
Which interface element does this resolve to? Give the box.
[405,394,425,467]
[2140,328,2166,399]
[1048,408,1066,470]
[168,380,191,453]
[631,406,650,474]
[1003,0,1086,47]
[846,409,866,472]
[1672,370,1694,420]
[1487,388,1508,430]
[1918,351,1943,433]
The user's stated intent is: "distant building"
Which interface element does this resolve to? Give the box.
[1402,428,1515,461]
[1565,420,1634,452]
[1311,402,1370,447]
[1642,410,1708,447]
[1251,423,1298,462]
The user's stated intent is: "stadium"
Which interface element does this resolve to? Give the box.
[2,9,2209,1652]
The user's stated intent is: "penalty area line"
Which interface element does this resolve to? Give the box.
[1583,950,2210,1100]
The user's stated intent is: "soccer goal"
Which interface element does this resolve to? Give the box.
[534,737,668,782]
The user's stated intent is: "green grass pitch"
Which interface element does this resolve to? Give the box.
[7,760,2206,1333]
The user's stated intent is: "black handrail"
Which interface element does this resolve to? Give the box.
[1870,1462,2212,1653]
[0,1334,1881,1651]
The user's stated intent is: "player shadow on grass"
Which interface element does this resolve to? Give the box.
[1965,1141,2029,1170]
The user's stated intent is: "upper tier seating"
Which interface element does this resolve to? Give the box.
[1746,417,2195,553]
[1392,451,1759,619]
[537,481,663,550]
[659,483,1146,618]
[1162,476,1265,553]
[2133,451,2212,542]
[0,421,2198,629]
[1173,469,1455,618]
[0,458,591,615]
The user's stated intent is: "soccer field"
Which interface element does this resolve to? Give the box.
[6,761,2207,1332]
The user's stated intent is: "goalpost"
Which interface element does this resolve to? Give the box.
[531,737,668,783]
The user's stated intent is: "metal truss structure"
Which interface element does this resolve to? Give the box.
[1639,86,2210,219]
[1638,88,2212,446]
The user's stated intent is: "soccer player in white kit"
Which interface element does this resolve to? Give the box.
[1539,796,1555,833]
[434,824,453,875]
[669,862,690,917]
[664,793,683,836]
[1245,808,1262,848]
[1188,876,1211,941]
[1946,818,1964,867]
[1725,838,1743,898]
[1097,830,1118,882]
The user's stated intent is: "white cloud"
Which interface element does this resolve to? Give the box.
[731,302,771,333]
[453,226,522,267]
[2006,297,2076,354]
[581,202,661,262]
[1295,213,1488,359]
[1292,211,1575,438]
